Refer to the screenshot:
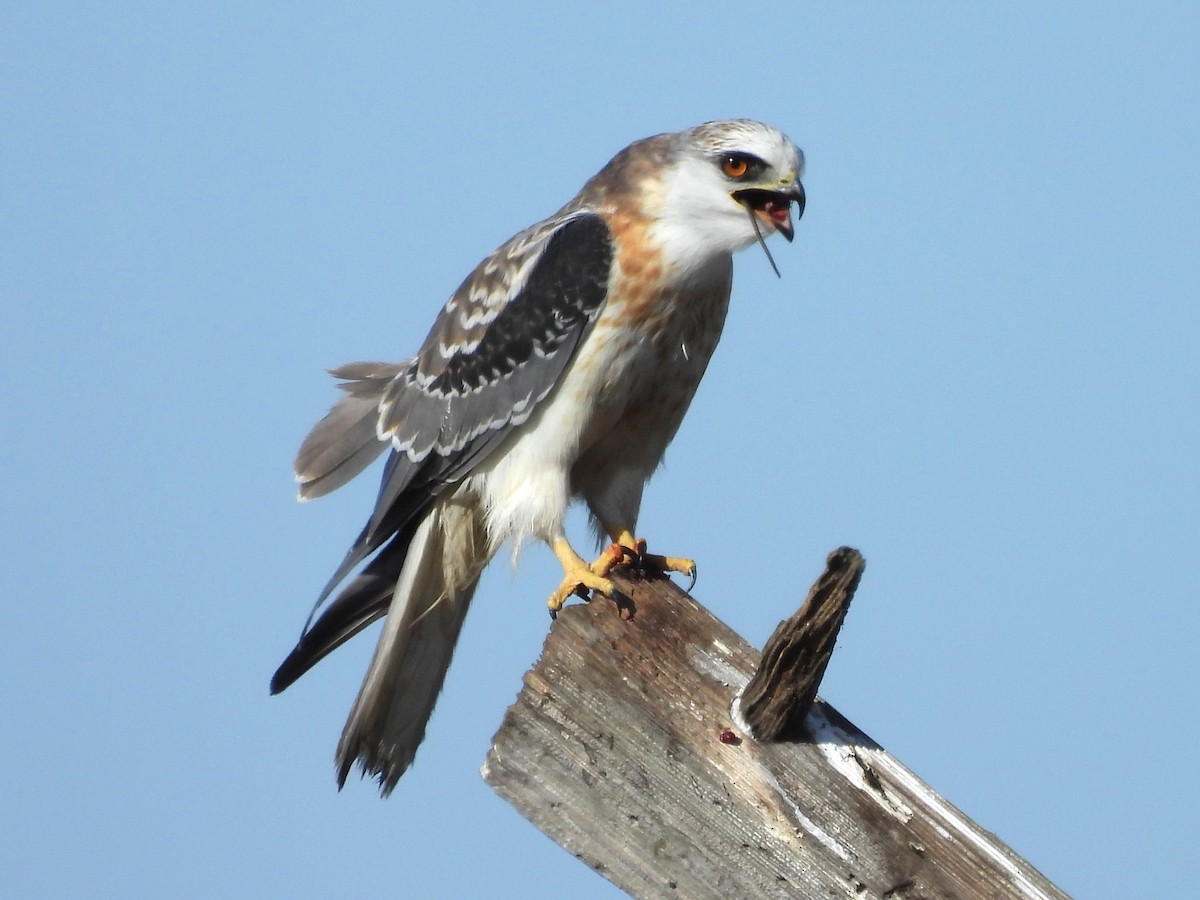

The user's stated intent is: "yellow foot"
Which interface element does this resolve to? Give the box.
[598,535,698,590]
[546,535,699,616]
[547,537,616,615]
[643,552,699,586]
[547,568,615,615]
[591,541,637,579]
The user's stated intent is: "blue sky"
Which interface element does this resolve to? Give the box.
[3,3,1197,897]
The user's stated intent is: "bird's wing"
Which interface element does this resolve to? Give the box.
[292,210,615,620]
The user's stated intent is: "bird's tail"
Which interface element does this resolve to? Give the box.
[294,362,406,500]
[332,494,491,794]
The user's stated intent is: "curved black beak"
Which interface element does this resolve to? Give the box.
[733,182,805,242]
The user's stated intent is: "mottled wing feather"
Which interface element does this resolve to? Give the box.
[366,211,612,519]
[380,212,610,460]
[304,211,613,615]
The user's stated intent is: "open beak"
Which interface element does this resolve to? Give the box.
[733,182,806,242]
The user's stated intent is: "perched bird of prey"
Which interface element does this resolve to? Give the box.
[272,119,805,794]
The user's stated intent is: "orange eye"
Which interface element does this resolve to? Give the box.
[722,156,749,178]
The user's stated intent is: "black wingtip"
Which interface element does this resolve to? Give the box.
[269,660,296,695]
[269,641,314,695]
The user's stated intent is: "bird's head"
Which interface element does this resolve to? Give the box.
[653,119,805,271]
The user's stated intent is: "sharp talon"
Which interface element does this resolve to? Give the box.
[547,569,615,615]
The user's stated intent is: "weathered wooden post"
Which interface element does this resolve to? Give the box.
[483,549,1066,899]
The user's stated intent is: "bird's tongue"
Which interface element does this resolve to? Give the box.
[763,198,791,228]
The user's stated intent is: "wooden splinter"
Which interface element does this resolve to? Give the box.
[736,546,865,741]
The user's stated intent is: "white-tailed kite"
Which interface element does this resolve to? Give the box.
[272,119,805,794]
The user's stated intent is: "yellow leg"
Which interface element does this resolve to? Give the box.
[547,537,617,614]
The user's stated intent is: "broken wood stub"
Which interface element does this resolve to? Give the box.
[738,546,865,742]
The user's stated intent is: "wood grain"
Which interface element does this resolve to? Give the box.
[483,561,1066,899]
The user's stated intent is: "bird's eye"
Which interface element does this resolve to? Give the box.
[722,155,750,178]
